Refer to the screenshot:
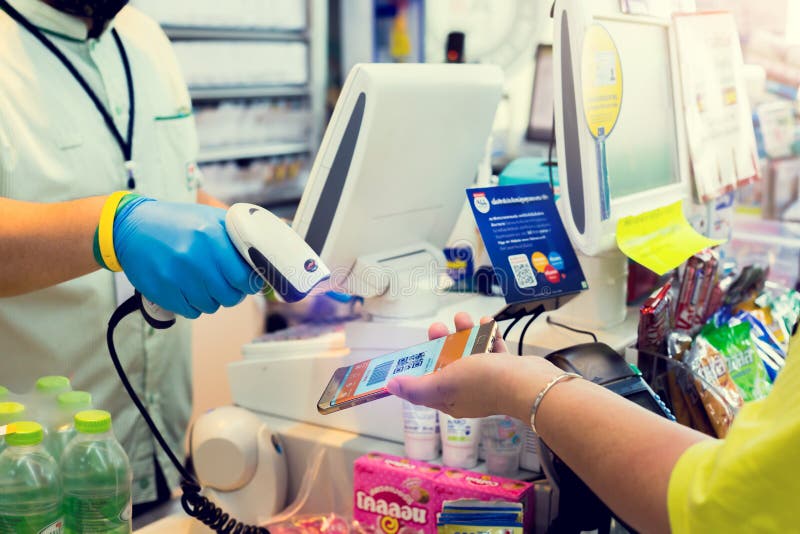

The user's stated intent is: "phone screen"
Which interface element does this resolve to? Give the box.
[329,325,482,408]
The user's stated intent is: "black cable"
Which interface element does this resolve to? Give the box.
[111,28,137,190]
[546,316,598,342]
[107,295,269,534]
[518,305,546,356]
[502,316,524,340]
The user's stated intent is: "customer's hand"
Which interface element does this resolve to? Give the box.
[113,197,263,318]
[387,312,563,420]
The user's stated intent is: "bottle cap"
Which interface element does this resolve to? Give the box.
[5,421,44,446]
[442,445,478,469]
[405,437,438,461]
[35,376,71,394]
[58,391,92,411]
[75,410,112,434]
[0,402,25,425]
[0,386,7,399]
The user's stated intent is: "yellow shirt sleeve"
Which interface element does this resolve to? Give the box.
[667,330,800,532]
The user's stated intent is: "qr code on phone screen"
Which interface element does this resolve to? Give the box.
[508,254,537,289]
[393,352,425,375]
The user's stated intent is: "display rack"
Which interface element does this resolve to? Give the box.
[188,84,310,101]
[197,141,311,165]
[161,25,307,42]
[133,0,328,212]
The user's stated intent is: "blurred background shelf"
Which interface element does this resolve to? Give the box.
[197,142,311,164]
[162,25,308,42]
[133,0,328,207]
[189,84,310,101]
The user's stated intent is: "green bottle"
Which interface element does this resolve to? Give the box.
[33,376,72,429]
[0,421,63,533]
[34,377,72,399]
[61,410,132,534]
[34,376,72,410]
[0,402,26,455]
[46,392,92,462]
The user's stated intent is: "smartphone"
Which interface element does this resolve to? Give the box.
[317,321,497,415]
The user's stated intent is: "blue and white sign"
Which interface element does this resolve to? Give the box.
[467,183,588,304]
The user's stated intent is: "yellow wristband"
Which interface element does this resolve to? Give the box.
[98,191,132,272]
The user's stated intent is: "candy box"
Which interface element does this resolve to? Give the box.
[354,453,443,534]
[352,452,534,534]
[433,468,534,533]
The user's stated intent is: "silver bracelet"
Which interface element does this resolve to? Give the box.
[529,372,582,434]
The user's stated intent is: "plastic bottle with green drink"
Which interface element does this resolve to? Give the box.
[0,421,63,533]
[0,402,26,455]
[29,376,72,454]
[60,410,132,533]
[34,376,72,397]
[46,392,92,462]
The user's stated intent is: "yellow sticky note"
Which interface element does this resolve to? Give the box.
[616,201,723,275]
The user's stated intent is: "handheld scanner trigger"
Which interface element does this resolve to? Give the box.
[137,292,176,329]
[225,203,330,303]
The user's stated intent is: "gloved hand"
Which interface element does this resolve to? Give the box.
[113,197,263,319]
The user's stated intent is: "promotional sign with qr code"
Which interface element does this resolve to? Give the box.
[331,327,480,406]
[467,183,588,304]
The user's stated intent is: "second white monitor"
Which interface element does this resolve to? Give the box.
[293,63,503,314]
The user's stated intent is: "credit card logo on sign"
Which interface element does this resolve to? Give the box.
[508,254,538,289]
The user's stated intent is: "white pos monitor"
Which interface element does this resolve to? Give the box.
[554,0,690,256]
[551,0,691,329]
[293,63,503,318]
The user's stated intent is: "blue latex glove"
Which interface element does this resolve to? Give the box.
[113,197,263,319]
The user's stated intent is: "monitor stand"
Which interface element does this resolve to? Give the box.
[550,248,628,330]
[346,243,456,320]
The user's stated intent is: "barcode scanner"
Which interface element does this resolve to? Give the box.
[138,203,331,328]
[110,204,330,533]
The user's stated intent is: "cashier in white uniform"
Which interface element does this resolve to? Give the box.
[0,0,261,514]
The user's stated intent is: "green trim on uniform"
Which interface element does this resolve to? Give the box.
[154,111,193,121]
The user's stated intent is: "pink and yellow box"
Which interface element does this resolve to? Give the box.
[353,452,534,534]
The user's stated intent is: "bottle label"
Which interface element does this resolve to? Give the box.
[0,512,62,533]
[38,518,64,534]
[63,491,131,532]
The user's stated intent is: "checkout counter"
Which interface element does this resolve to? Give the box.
[132,0,776,531]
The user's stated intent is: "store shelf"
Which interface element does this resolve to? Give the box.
[162,25,307,41]
[209,178,308,215]
[189,84,309,101]
[197,142,310,163]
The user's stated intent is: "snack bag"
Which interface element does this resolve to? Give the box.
[755,287,800,351]
[665,333,699,429]
[638,283,674,354]
[685,336,743,438]
[702,323,771,402]
[732,311,785,382]
[675,252,716,334]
